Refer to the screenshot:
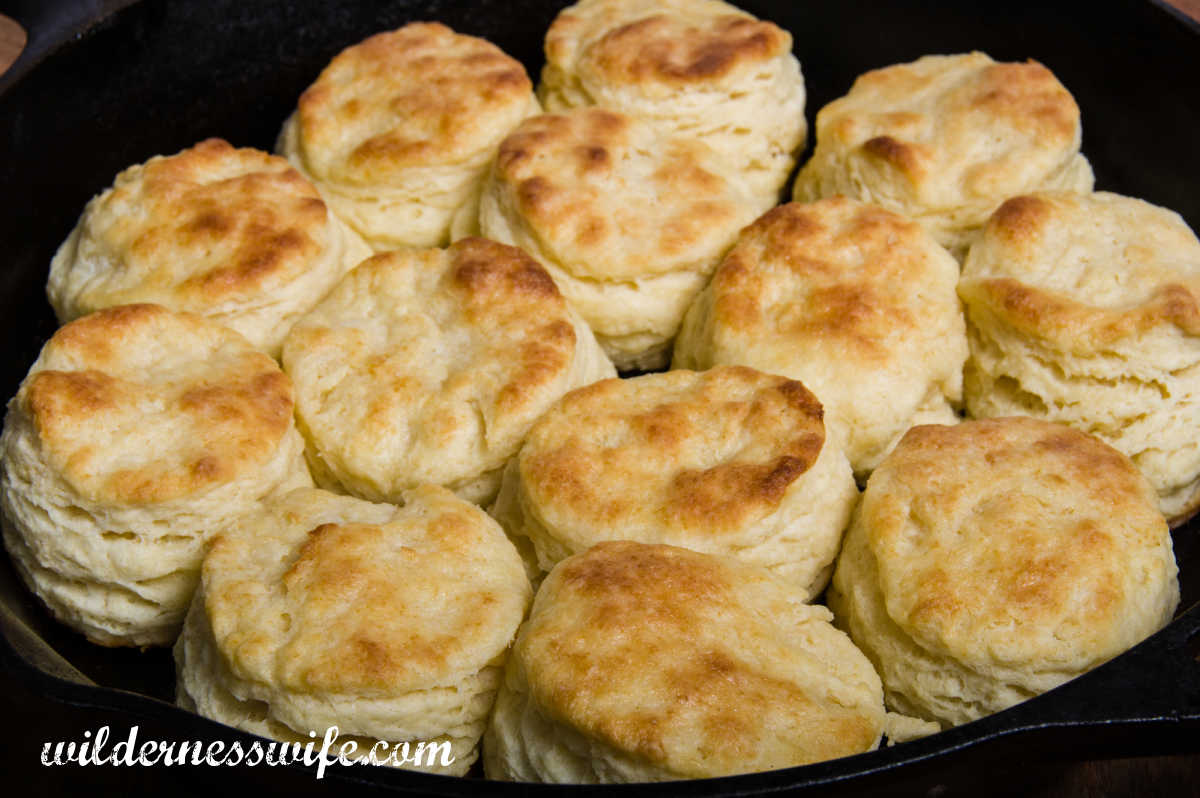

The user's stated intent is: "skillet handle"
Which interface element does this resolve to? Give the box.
[1,0,140,89]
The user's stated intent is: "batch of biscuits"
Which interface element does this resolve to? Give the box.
[2,0,1195,783]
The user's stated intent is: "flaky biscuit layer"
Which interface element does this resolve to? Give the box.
[539,0,806,212]
[0,305,312,646]
[960,191,1200,522]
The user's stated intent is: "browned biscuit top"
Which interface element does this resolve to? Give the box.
[296,22,534,184]
[491,108,755,280]
[516,541,884,778]
[959,191,1200,351]
[519,367,825,537]
[813,52,1083,207]
[583,13,787,84]
[862,417,1175,670]
[58,139,330,309]
[282,237,590,495]
[547,0,791,88]
[19,304,295,504]
[204,486,530,692]
[707,198,956,364]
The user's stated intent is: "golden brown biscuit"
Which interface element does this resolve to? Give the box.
[47,139,371,357]
[484,541,887,782]
[828,418,1179,727]
[175,485,531,775]
[959,191,1200,523]
[282,237,615,506]
[794,53,1093,257]
[675,198,967,476]
[490,367,857,597]
[278,23,540,249]
[539,0,806,211]
[0,304,311,646]
[476,108,760,369]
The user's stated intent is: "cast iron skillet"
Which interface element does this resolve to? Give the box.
[2,0,1200,794]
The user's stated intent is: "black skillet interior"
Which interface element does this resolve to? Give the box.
[2,0,1200,794]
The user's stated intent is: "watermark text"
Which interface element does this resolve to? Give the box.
[41,725,452,779]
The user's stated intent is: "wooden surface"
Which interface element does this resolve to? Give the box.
[1,2,1200,796]
[0,14,25,75]
[1170,0,1200,19]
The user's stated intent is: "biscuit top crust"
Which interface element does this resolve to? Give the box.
[517,541,884,777]
[54,139,331,313]
[492,108,757,280]
[519,367,825,542]
[959,191,1200,350]
[861,417,1178,673]
[546,0,791,88]
[18,304,295,504]
[295,22,535,185]
[815,52,1082,208]
[204,486,530,692]
[282,238,582,492]
[705,198,961,367]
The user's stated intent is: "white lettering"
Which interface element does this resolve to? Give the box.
[244,741,264,767]
[90,726,110,766]
[224,741,245,767]
[138,740,161,766]
[337,740,359,767]
[38,726,455,776]
[315,726,340,780]
[112,726,138,767]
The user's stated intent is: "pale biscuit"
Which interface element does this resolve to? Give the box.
[793,52,1094,258]
[175,590,470,774]
[477,107,760,370]
[282,237,615,506]
[174,485,531,776]
[484,541,887,782]
[959,191,1200,523]
[47,139,371,357]
[539,0,806,211]
[827,418,1179,727]
[674,198,967,477]
[0,304,312,646]
[490,366,857,598]
[277,22,540,250]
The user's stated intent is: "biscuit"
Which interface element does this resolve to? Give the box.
[281,237,615,506]
[47,139,371,358]
[793,53,1094,258]
[477,108,760,370]
[277,23,540,250]
[674,198,967,477]
[539,0,806,211]
[827,418,1179,727]
[484,541,887,782]
[0,305,312,646]
[959,191,1200,523]
[490,367,857,598]
[174,485,531,776]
